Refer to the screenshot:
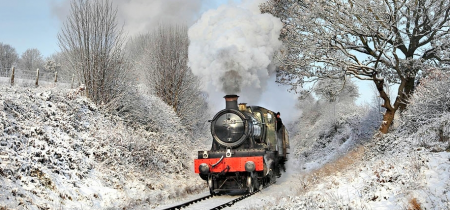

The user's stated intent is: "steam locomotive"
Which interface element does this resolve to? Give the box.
[194,95,289,194]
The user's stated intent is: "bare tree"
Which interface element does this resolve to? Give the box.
[314,78,359,130]
[128,25,208,130]
[0,43,19,72]
[261,0,450,133]
[58,0,128,104]
[45,52,73,83]
[43,60,60,72]
[19,48,44,71]
[314,77,359,103]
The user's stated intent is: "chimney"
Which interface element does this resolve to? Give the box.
[224,95,239,110]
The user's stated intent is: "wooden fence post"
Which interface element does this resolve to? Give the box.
[35,68,39,87]
[10,67,15,86]
[54,71,58,83]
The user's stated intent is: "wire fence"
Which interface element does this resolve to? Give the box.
[0,67,10,78]
[0,67,60,83]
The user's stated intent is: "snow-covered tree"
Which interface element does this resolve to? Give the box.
[43,60,59,73]
[0,43,19,71]
[314,78,359,103]
[44,52,73,82]
[313,79,359,130]
[261,0,450,133]
[19,48,44,71]
[291,79,380,157]
[127,25,208,132]
[402,69,450,144]
[58,0,129,104]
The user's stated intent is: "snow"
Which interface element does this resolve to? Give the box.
[1,72,450,210]
[0,80,206,209]
[226,139,450,209]
[223,130,449,209]
[223,73,450,209]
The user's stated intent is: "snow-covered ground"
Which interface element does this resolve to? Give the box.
[227,134,450,209]
[1,76,449,210]
[0,79,206,209]
[226,72,450,209]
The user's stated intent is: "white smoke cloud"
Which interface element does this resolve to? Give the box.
[188,0,283,101]
[114,0,207,36]
[51,0,211,36]
[50,0,71,24]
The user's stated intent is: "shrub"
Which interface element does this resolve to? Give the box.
[401,69,450,147]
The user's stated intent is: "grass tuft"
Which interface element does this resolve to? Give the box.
[409,197,422,210]
[294,146,365,195]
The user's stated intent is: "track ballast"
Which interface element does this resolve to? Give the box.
[162,181,276,210]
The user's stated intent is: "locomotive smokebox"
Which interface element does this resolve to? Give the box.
[224,95,239,110]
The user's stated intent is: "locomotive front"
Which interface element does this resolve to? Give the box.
[194,95,289,194]
[210,95,262,148]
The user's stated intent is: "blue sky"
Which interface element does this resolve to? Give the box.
[0,0,230,58]
[0,0,61,58]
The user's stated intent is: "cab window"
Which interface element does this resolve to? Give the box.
[267,113,273,123]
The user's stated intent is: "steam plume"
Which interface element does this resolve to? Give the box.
[51,0,209,37]
[114,0,206,36]
[188,0,283,97]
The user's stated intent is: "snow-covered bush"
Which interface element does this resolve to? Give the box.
[126,27,210,139]
[0,84,205,209]
[401,69,450,149]
[290,79,381,161]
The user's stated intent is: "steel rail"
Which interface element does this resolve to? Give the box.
[161,181,276,210]
[209,181,276,210]
[161,194,213,210]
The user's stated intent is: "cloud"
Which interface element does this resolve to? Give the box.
[50,0,209,36]
[114,0,207,36]
[188,0,283,98]
[188,0,299,121]
[188,0,283,99]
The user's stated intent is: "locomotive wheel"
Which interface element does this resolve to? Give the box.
[254,176,260,191]
[208,175,216,195]
[268,169,276,183]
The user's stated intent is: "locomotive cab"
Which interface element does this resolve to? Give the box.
[194,95,289,194]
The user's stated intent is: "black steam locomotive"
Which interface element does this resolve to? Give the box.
[194,95,289,194]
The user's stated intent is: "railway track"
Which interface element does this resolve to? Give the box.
[161,181,275,210]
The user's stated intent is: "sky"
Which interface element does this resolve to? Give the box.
[0,0,376,111]
[0,0,230,58]
[0,0,61,58]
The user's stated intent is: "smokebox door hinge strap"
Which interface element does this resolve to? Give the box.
[212,156,224,168]
[226,148,232,157]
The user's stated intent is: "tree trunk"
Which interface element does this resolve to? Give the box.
[399,76,415,111]
[380,109,395,134]
[373,76,401,134]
